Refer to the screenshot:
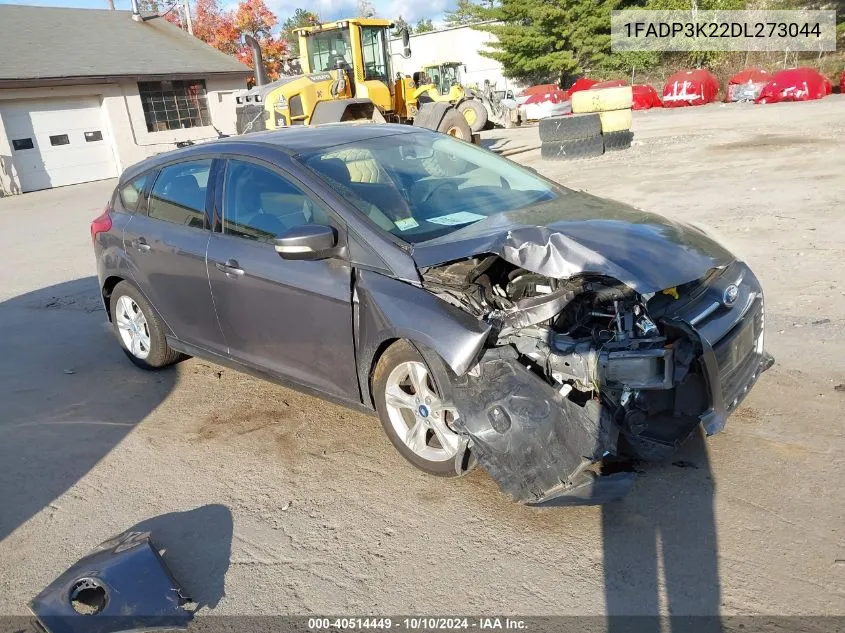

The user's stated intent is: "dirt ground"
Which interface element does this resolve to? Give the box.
[1,97,843,618]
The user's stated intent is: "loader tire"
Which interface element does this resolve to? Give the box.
[458,99,488,133]
[571,86,634,113]
[603,130,634,152]
[541,135,604,161]
[538,113,601,142]
[437,109,473,141]
[598,108,633,133]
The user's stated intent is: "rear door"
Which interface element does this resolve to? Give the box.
[123,158,226,355]
[206,157,359,400]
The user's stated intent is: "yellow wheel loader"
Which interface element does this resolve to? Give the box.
[413,61,524,133]
[234,19,473,142]
[415,61,486,133]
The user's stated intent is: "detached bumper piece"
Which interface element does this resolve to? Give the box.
[450,356,633,506]
[30,531,194,633]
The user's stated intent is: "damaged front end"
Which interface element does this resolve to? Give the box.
[421,255,774,506]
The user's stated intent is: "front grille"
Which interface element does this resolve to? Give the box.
[712,298,764,409]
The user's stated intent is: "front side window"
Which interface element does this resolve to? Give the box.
[147,160,212,228]
[360,26,388,82]
[308,28,353,73]
[223,160,329,243]
[299,131,559,244]
[139,80,211,132]
[118,174,149,212]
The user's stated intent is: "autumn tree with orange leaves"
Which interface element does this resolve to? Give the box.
[233,0,288,79]
[183,0,289,81]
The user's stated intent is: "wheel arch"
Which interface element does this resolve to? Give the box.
[353,270,491,409]
[101,275,125,321]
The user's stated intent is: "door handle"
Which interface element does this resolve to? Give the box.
[215,259,244,277]
[134,238,151,253]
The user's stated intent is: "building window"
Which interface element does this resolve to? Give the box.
[138,80,212,133]
[85,131,104,142]
[50,134,70,146]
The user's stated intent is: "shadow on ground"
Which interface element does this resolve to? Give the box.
[0,276,178,541]
[128,504,233,610]
[603,430,721,629]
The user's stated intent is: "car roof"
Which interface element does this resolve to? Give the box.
[120,123,424,184]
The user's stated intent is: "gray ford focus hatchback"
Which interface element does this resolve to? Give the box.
[92,124,772,506]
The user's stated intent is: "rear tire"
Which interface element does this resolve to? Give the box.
[541,135,604,160]
[603,130,634,152]
[458,99,488,133]
[373,341,476,478]
[436,109,473,142]
[571,86,634,113]
[598,108,633,133]
[539,113,601,142]
[109,281,185,370]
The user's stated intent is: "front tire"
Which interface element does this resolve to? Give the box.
[373,341,475,477]
[458,99,488,133]
[436,109,473,142]
[110,281,185,370]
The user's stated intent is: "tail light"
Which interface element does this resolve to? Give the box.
[90,208,112,244]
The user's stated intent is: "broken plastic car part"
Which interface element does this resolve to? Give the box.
[29,531,194,633]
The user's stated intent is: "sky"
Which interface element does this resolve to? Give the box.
[0,0,453,27]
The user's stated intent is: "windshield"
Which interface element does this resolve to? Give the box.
[297,131,560,243]
[441,65,460,93]
[308,28,352,73]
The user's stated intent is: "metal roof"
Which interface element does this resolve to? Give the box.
[120,123,426,181]
[0,4,250,83]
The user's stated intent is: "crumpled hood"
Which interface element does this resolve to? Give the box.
[412,191,735,294]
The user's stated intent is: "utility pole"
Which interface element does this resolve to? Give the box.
[183,0,194,35]
[106,0,115,8]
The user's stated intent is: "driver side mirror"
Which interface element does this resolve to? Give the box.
[274,224,340,261]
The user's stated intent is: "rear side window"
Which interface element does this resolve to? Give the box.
[118,174,148,212]
[147,160,212,229]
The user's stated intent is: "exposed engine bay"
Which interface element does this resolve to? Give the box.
[419,255,772,505]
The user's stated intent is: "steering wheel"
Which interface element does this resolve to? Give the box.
[414,179,459,205]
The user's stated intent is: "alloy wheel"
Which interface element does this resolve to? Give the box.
[114,295,151,360]
[383,360,463,462]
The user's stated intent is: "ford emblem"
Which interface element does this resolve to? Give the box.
[722,284,739,307]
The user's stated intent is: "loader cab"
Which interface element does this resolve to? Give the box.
[297,19,393,111]
[422,62,465,96]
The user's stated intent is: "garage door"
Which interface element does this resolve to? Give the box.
[2,96,118,193]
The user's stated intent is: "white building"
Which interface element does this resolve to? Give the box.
[389,22,519,93]
[0,5,250,195]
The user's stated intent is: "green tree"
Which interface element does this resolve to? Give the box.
[280,8,317,57]
[357,0,376,17]
[415,18,435,32]
[391,15,413,37]
[443,0,481,27]
[474,0,620,82]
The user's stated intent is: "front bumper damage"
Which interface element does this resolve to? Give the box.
[423,259,774,506]
[29,531,194,633]
[449,355,637,506]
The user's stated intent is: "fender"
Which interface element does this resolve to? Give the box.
[310,98,386,125]
[353,269,491,407]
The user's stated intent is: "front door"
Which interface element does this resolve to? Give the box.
[206,158,359,401]
[123,158,226,355]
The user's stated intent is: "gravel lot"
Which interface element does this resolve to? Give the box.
[1,97,843,618]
